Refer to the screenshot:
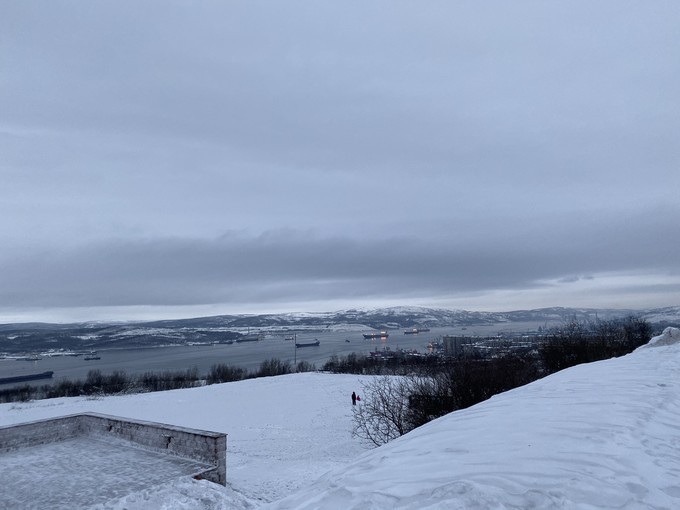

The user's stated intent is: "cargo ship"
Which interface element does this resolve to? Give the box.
[236,334,261,343]
[295,339,320,348]
[0,371,54,385]
[363,331,389,339]
[404,327,430,335]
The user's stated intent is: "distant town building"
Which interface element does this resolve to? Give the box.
[442,336,471,357]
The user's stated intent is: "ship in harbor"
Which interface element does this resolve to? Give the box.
[0,371,54,385]
[404,327,431,335]
[363,331,389,339]
[295,339,320,348]
[236,333,262,343]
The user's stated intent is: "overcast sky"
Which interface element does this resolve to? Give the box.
[1,1,679,323]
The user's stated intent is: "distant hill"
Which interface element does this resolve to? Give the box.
[130,305,680,330]
[0,306,678,354]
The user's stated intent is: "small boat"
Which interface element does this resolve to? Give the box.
[363,331,389,339]
[284,336,295,341]
[84,356,101,361]
[295,339,320,348]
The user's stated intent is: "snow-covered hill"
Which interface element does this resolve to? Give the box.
[4,305,678,354]
[2,328,680,509]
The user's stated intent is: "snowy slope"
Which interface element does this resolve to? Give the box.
[2,328,680,509]
[269,327,680,510]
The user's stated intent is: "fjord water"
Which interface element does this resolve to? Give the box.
[0,322,547,388]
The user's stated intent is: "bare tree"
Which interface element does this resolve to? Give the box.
[352,376,409,446]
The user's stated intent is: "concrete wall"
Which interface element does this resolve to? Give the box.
[0,413,227,485]
[0,414,82,451]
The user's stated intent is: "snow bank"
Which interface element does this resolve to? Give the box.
[640,326,680,348]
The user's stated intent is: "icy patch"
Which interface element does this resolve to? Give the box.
[0,436,212,509]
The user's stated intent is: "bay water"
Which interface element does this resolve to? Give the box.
[0,322,546,388]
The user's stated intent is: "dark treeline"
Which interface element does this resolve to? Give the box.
[538,316,650,372]
[0,358,317,404]
[326,317,651,377]
[349,317,653,446]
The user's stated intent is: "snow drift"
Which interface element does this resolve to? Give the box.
[641,326,680,348]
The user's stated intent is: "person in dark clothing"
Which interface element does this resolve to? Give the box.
[351,391,357,405]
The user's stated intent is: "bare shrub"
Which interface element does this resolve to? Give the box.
[207,363,247,384]
[352,375,415,447]
[295,360,316,373]
[256,358,292,377]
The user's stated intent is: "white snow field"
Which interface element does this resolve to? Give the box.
[1,327,679,509]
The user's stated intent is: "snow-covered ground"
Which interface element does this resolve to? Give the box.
[2,328,679,509]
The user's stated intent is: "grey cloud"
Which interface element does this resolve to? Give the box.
[557,275,596,284]
[1,1,679,319]
[1,205,677,310]
[3,2,678,178]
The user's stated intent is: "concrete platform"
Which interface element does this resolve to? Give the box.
[1,435,213,509]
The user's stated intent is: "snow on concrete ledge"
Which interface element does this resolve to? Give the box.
[0,412,226,485]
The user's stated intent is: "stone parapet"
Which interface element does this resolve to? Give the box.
[0,413,227,485]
